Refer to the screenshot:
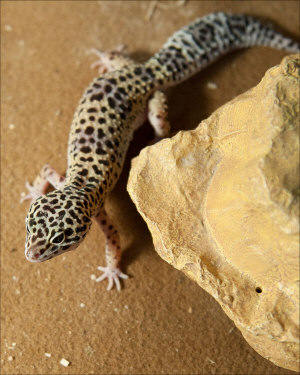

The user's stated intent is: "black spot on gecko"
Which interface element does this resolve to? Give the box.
[44,205,55,214]
[108,97,116,109]
[85,126,94,135]
[146,67,155,77]
[97,129,105,138]
[92,164,103,174]
[65,201,72,209]
[78,169,88,176]
[87,108,97,113]
[96,147,106,155]
[105,140,114,149]
[134,67,142,75]
[104,84,112,93]
[65,228,74,236]
[99,160,109,166]
[80,146,92,153]
[117,87,126,95]
[114,92,122,100]
[80,157,94,162]
[88,177,99,184]
[90,93,103,101]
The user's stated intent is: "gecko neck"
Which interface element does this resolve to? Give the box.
[62,179,104,217]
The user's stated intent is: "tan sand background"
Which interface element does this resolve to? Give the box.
[1,1,299,374]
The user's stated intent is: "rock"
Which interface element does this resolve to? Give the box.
[127,55,300,371]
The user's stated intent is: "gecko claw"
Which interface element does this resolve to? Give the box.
[95,266,129,291]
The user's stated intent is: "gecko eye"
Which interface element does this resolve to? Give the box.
[50,232,65,244]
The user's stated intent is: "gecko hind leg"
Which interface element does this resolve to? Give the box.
[20,164,65,204]
[148,90,170,139]
[94,206,128,291]
[89,45,134,74]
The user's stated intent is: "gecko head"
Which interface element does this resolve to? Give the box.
[24,190,92,262]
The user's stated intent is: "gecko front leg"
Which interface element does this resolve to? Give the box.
[94,206,128,291]
[20,164,65,203]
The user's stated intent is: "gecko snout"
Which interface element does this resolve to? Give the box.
[25,245,44,263]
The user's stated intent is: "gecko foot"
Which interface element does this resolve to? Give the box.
[20,181,43,204]
[89,45,129,74]
[94,266,129,291]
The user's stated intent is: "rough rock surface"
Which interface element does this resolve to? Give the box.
[128,55,300,371]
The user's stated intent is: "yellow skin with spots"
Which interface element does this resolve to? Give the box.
[22,12,299,290]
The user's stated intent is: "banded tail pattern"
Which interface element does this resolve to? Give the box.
[146,12,299,85]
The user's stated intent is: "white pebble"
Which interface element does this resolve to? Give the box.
[44,352,51,358]
[90,274,96,280]
[8,356,14,361]
[124,305,129,309]
[12,276,18,281]
[60,358,70,367]
[9,123,15,129]
[207,81,218,90]
[80,303,85,308]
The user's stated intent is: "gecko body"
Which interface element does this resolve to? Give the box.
[23,13,299,290]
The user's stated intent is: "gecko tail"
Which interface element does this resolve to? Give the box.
[146,12,299,87]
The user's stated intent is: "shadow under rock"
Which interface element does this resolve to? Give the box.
[108,121,156,268]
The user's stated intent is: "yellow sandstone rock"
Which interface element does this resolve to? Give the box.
[127,55,300,371]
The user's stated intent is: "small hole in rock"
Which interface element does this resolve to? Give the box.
[256,287,262,293]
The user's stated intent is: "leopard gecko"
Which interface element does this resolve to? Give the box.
[22,12,299,290]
